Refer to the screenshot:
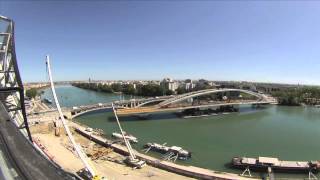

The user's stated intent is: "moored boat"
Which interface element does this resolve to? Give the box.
[112,132,138,143]
[232,156,320,173]
[144,142,191,160]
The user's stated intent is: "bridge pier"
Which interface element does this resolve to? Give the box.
[128,101,140,108]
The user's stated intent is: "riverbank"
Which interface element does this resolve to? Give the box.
[29,118,197,180]
[271,87,320,106]
[28,109,257,180]
[74,123,254,180]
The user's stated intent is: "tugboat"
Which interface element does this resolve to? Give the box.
[112,132,138,143]
[232,156,320,173]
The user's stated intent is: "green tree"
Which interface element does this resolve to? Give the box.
[122,84,136,95]
[176,86,187,94]
[111,83,122,92]
[26,88,37,99]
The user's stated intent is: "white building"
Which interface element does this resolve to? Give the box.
[185,82,195,91]
[161,78,178,92]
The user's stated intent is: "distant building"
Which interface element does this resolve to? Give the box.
[161,78,178,92]
[239,83,257,92]
[184,79,195,91]
[151,80,161,85]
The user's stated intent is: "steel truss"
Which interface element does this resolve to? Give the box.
[0,15,32,141]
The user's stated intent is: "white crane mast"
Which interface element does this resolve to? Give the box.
[112,103,136,160]
[46,55,96,178]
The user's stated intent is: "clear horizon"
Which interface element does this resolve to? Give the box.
[2,1,320,85]
[26,79,310,87]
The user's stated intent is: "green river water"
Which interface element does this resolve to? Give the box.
[43,85,320,179]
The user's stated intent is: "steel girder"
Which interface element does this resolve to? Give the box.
[0,15,32,141]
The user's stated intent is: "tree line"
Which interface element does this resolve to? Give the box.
[72,83,174,97]
[272,87,320,106]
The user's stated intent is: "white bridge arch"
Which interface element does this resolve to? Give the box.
[156,88,269,108]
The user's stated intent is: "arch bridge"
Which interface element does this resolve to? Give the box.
[68,96,172,119]
[116,88,276,115]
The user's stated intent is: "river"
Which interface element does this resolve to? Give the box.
[42,85,320,179]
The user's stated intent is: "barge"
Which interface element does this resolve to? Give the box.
[144,143,191,160]
[232,156,320,173]
[112,132,138,143]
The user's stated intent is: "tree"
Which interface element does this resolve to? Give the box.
[139,84,162,96]
[73,82,169,97]
[165,89,174,95]
[122,84,136,95]
[101,84,113,93]
[26,88,37,99]
[111,83,122,92]
[176,86,187,94]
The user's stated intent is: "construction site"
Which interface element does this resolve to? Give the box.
[29,116,196,180]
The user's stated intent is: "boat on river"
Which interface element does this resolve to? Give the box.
[44,98,52,104]
[144,142,191,160]
[112,132,138,143]
[232,156,320,173]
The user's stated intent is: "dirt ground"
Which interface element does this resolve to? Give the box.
[31,123,194,180]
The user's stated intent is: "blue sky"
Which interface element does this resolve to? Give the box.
[1,1,320,84]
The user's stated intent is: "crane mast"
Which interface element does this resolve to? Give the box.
[46,55,99,179]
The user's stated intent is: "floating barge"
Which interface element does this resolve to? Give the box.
[144,142,191,160]
[232,156,320,173]
[112,132,138,143]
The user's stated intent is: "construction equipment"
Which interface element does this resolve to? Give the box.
[46,56,102,180]
[111,103,146,168]
[87,147,112,161]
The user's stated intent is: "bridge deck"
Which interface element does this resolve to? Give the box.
[116,101,270,115]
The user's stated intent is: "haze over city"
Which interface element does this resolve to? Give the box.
[2,1,320,85]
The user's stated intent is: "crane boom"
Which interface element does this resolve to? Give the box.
[112,103,136,159]
[46,55,97,178]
